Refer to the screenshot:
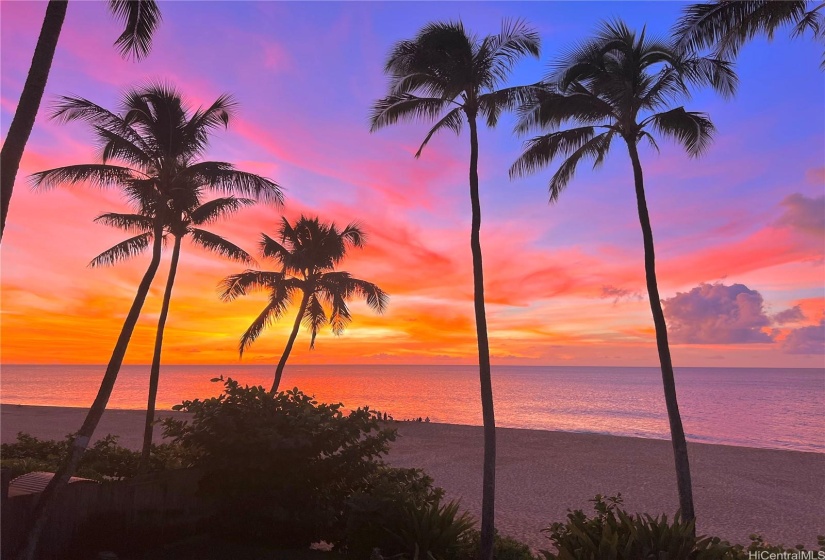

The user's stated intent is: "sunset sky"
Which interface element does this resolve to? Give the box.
[1,1,823,368]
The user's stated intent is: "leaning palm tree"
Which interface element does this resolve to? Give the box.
[1,0,161,242]
[17,84,282,560]
[368,19,540,560]
[91,193,258,473]
[510,20,737,524]
[675,0,824,67]
[220,216,388,393]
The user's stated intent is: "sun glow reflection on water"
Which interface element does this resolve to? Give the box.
[1,364,823,452]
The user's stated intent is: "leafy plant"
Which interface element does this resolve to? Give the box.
[540,495,734,560]
[388,499,476,560]
[0,432,185,481]
[160,377,396,548]
[458,530,538,560]
[344,466,444,558]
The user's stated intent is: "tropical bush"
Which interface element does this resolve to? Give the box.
[540,495,824,560]
[343,466,444,557]
[0,432,186,481]
[457,530,538,560]
[389,499,476,560]
[160,377,396,548]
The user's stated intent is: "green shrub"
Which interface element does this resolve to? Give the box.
[160,377,396,549]
[344,466,444,558]
[457,530,538,560]
[388,499,476,560]
[0,432,184,481]
[540,494,734,560]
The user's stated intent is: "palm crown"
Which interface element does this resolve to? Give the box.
[220,216,388,354]
[30,83,282,213]
[510,20,737,199]
[369,19,540,153]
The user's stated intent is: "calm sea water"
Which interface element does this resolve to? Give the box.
[1,364,823,453]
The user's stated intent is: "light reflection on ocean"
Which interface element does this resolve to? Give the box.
[1,364,823,453]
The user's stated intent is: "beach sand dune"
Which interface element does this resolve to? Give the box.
[2,406,823,549]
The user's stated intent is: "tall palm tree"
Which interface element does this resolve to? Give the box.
[675,0,824,66]
[90,194,258,473]
[16,84,282,560]
[1,0,161,242]
[220,216,388,393]
[368,19,539,559]
[510,20,737,524]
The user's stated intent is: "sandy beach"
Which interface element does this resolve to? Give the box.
[2,405,823,550]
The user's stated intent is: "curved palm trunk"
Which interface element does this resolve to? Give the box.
[0,0,67,242]
[16,221,164,560]
[467,112,496,560]
[139,234,182,473]
[271,287,312,393]
[626,139,695,523]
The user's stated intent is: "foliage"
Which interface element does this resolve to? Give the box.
[0,432,186,481]
[539,495,825,560]
[386,499,476,560]
[344,466,445,558]
[455,530,538,560]
[160,377,396,548]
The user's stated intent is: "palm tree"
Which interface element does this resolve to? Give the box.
[368,19,540,559]
[675,1,824,66]
[510,20,737,524]
[220,216,388,393]
[90,194,258,473]
[17,84,282,560]
[1,0,161,242]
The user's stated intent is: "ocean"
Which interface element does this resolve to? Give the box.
[1,364,823,453]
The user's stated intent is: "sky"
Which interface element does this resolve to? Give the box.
[1,1,823,368]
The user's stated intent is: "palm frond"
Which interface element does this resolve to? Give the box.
[218,269,285,301]
[260,233,292,263]
[108,0,161,60]
[369,95,454,133]
[415,107,463,158]
[509,126,597,178]
[340,223,366,248]
[303,294,328,350]
[239,301,279,357]
[647,107,715,157]
[514,85,615,134]
[190,197,256,225]
[190,228,255,264]
[545,131,614,202]
[484,18,541,89]
[674,1,808,58]
[478,83,543,128]
[182,162,283,204]
[29,164,138,190]
[89,232,152,267]
[677,56,738,98]
[93,212,154,233]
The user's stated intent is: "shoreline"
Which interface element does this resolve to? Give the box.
[2,404,824,549]
[2,403,821,455]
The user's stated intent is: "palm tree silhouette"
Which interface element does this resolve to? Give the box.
[369,20,540,559]
[0,0,162,242]
[675,0,824,67]
[220,216,388,393]
[18,84,281,560]
[510,20,737,524]
[90,194,258,473]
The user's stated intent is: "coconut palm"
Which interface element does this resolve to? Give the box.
[368,19,540,559]
[510,20,737,523]
[91,194,258,473]
[220,216,388,393]
[1,0,161,243]
[17,84,282,560]
[675,0,824,67]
